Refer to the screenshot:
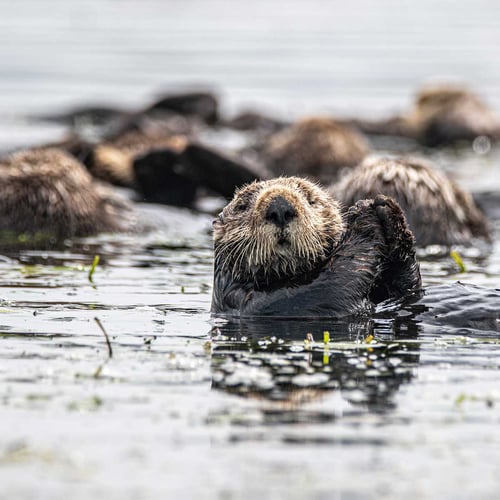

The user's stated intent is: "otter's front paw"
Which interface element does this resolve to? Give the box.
[373,195,416,258]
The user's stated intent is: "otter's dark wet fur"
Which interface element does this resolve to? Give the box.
[264,117,370,183]
[333,156,491,247]
[212,177,421,318]
[0,148,134,240]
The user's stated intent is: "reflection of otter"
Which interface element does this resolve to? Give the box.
[212,177,421,318]
[0,148,134,242]
[263,117,370,183]
[332,156,491,247]
[210,281,500,413]
[347,84,500,147]
[210,320,420,413]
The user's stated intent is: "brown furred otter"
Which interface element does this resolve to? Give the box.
[408,84,500,147]
[212,177,421,318]
[332,156,491,247]
[0,148,134,242]
[90,130,188,187]
[263,117,370,183]
[346,84,500,147]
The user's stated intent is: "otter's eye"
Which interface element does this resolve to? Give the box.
[235,202,248,212]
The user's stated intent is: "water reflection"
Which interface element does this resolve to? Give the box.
[209,282,500,422]
[210,317,421,416]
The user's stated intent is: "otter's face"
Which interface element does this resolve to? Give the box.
[415,87,469,116]
[213,177,344,283]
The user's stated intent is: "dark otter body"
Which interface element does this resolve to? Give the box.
[211,177,421,319]
[0,148,134,243]
[133,148,199,206]
[332,156,491,247]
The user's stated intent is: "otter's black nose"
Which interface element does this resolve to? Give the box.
[265,196,297,228]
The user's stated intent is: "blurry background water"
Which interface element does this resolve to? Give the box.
[1,0,500,147]
[1,1,500,499]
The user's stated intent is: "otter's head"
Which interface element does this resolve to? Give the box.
[415,85,469,110]
[265,117,369,182]
[213,177,344,284]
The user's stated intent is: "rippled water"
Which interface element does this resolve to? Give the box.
[1,1,500,499]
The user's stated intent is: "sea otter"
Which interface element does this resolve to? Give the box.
[345,84,500,147]
[211,177,421,318]
[0,148,134,243]
[263,117,370,183]
[408,84,500,146]
[332,156,491,247]
[90,130,188,187]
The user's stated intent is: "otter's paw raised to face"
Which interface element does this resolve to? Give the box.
[372,195,416,258]
[213,177,344,285]
[212,176,421,318]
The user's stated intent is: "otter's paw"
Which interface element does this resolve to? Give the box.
[373,195,416,258]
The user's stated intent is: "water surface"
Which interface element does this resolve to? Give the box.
[1,1,500,499]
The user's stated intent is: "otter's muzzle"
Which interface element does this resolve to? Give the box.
[265,196,297,228]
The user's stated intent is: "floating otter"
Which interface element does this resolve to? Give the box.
[211,177,421,318]
[90,130,188,187]
[43,93,210,189]
[180,143,262,198]
[346,84,500,147]
[36,91,218,137]
[408,85,500,147]
[0,148,134,243]
[145,91,219,125]
[222,110,288,134]
[332,156,491,247]
[263,117,370,183]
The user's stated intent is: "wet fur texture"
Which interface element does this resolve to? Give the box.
[213,177,344,285]
[333,156,491,247]
[212,177,421,318]
[0,148,134,239]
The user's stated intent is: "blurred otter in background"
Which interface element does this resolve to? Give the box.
[332,156,491,247]
[45,90,264,207]
[40,91,219,189]
[262,117,370,183]
[170,115,370,198]
[43,94,374,206]
[0,148,134,244]
[90,130,188,187]
[409,85,500,147]
[346,84,500,147]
